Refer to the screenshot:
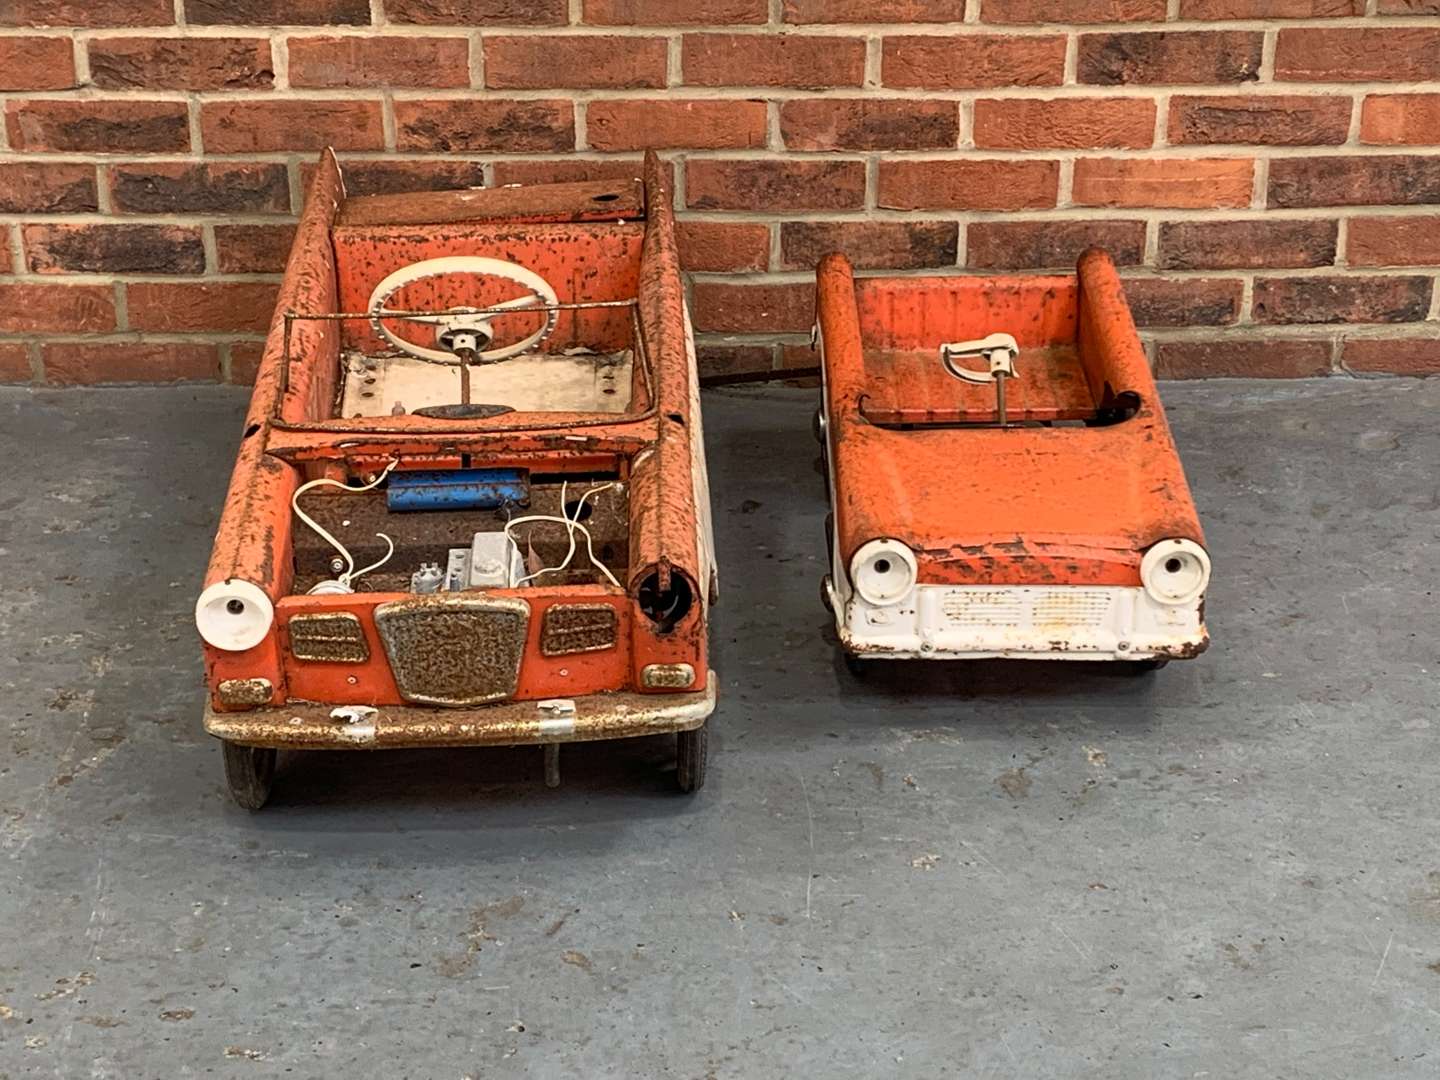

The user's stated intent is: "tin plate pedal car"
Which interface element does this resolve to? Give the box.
[197,151,717,808]
[813,248,1210,671]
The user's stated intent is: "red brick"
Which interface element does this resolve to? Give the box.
[1159,219,1336,271]
[676,221,770,272]
[492,158,644,186]
[982,0,1164,22]
[685,33,865,89]
[1343,337,1440,376]
[1123,278,1242,326]
[0,36,76,90]
[1347,216,1440,267]
[781,99,958,151]
[1073,158,1254,209]
[1,0,173,26]
[186,0,370,22]
[6,99,189,152]
[43,343,220,385]
[395,99,573,152]
[228,341,267,385]
[1180,0,1359,14]
[388,0,564,21]
[0,162,96,213]
[974,98,1154,150]
[0,345,33,383]
[1079,31,1262,85]
[127,282,278,333]
[1269,156,1440,208]
[882,35,1065,90]
[1361,95,1440,147]
[109,162,290,214]
[695,344,774,381]
[1169,95,1350,146]
[1252,275,1432,324]
[0,284,115,333]
[780,221,958,271]
[583,0,766,23]
[202,100,385,152]
[215,224,298,273]
[785,0,964,18]
[691,282,812,334]
[315,159,487,196]
[687,159,865,211]
[967,220,1146,270]
[1155,339,1333,379]
[1275,28,1440,82]
[487,35,667,89]
[288,35,469,88]
[878,160,1059,211]
[588,99,766,151]
[25,224,205,275]
[88,37,272,91]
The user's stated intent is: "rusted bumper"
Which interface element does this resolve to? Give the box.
[205,679,715,751]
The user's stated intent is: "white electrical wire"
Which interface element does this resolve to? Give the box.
[292,460,398,594]
[504,481,622,589]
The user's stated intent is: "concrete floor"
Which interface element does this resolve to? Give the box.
[0,379,1437,1078]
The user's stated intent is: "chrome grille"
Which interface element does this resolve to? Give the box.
[374,596,529,707]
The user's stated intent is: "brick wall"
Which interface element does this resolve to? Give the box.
[1,1,1438,386]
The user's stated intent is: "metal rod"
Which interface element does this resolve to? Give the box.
[286,299,638,323]
[544,743,560,789]
[996,373,1008,428]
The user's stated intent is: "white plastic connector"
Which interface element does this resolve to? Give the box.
[849,538,919,607]
[195,580,275,652]
[1140,539,1211,606]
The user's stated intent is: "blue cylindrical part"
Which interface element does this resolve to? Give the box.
[386,468,529,512]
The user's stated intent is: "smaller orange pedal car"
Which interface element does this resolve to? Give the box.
[813,249,1210,672]
[196,152,716,808]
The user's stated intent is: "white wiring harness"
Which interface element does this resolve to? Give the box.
[291,460,398,594]
[505,481,622,589]
[292,466,621,594]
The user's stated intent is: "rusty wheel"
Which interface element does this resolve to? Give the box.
[222,742,276,810]
[676,722,708,793]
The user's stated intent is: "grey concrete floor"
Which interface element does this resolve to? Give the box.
[0,379,1437,1079]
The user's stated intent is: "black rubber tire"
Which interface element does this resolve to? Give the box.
[222,742,276,810]
[676,722,709,793]
[820,573,834,614]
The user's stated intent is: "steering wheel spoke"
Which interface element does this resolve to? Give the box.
[367,256,560,366]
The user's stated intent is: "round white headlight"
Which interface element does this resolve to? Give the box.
[195,580,275,651]
[1140,539,1211,606]
[849,538,918,607]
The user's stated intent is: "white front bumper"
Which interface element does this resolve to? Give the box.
[829,579,1206,662]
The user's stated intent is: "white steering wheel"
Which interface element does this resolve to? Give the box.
[367,255,560,365]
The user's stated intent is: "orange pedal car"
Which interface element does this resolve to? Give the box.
[196,152,716,808]
[813,249,1211,672]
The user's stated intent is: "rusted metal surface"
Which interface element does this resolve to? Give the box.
[541,604,618,657]
[818,249,1205,588]
[336,177,645,228]
[331,223,642,357]
[640,663,695,690]
[374,595,530,706]
[216,678,273,708]
[201,150,712,731]
[287,612,369,663]
[205,679,714,751]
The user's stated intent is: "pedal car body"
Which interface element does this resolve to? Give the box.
[814,249,1210,667]
[197,151,716,806]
